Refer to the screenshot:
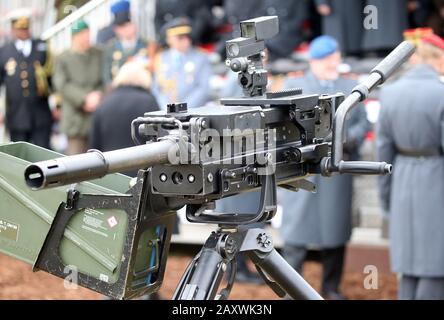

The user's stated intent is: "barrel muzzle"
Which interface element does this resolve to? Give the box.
[25,151,108,190]
[25,140,179,190]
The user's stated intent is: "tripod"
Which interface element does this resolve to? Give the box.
[173,227,323,300]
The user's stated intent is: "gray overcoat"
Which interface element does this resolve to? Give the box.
[377,64,444,277]
[280,72,370,248]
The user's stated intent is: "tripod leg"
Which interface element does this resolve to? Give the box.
[249,249,323,300]
[174,231,238,300]
[174,248,226,300]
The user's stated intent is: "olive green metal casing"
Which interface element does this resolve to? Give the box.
[0,143,171,299]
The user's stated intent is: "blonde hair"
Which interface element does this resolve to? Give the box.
[417,41,444,64]
[112,61,152,90]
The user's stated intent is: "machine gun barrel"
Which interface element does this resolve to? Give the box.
[331,41,415,170]
[24,140,179,190]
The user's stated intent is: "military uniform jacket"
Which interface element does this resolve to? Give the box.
[96,25,115,46]
[279,72,370,248]
[154,0,213,45]
[377,64,444,276]
[53,48,103,138]
[152,48,211,109]
[0,40,52,131]
[103,38,147,85]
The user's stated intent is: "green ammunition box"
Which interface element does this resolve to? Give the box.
[0,143,175,299]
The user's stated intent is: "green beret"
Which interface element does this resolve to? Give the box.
[71,20,89,35]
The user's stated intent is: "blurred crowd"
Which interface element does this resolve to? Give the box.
[1,0,444,301]
[53,0,444,57]
[1,0,442,151]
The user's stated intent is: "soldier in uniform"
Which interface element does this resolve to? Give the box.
[53,21,104,155]
[377,34,444,300]
[280,36,370,299]
[0,13,53,149]
[103,6,147,85]
[97,0,130,46]
[152,18,212,109]
[154,0,215,46]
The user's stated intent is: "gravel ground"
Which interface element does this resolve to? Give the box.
[0,252,397,300]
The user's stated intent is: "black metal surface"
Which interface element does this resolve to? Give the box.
[174,228,323,301]
[185,173,276,226]
[249,249,323,300]
[225,16,279,97]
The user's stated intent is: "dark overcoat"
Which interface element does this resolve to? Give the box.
[0,40,52,133]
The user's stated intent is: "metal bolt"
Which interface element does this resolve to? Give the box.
[160,174,168,182]
[207,173,214,183]
[257,233,272,248]
[225,238,236,254]
[257,233,267,242]
[225,172,236,179]
[188,175,196,183]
